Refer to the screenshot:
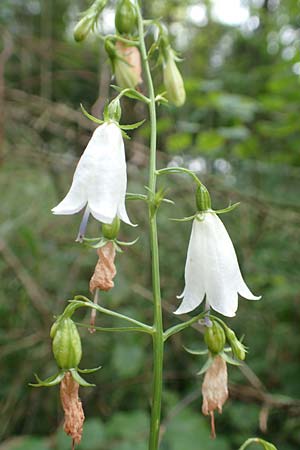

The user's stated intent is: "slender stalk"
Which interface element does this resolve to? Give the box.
[136,3,164,450]
[164,312,206,342]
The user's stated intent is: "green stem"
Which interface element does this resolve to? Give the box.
[75,322,150,334]
[70,297,153,333]
[156,166,203,186]
[136,3,164,450]
[163,312,206,342]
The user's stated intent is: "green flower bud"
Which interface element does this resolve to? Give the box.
[74,16,94,42]
[73,0,107,42]
[225,328,246,361]
[51,318,82,369]
[115,0,137,35]
[196,184,211,212]
[102,216,120,240]
[204,321,226,354]
[163,51,186,107]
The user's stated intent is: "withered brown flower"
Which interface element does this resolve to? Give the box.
[60,372,85,446]
[202,355,228,438]
[115,40,142,89]
[89,241,116,293]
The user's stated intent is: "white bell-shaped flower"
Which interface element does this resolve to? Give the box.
[175,213,261,317]
[52,122,133,226]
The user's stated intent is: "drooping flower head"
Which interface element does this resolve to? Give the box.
[52,99,135,231]
[158,31,186,107]
[175,184,261,317]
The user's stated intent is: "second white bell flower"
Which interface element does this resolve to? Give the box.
[175,213,261,317]
[52,122,133,226]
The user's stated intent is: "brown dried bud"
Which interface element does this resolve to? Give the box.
[60,372,85,445]
[202,356,228,439]
[89,241,116,293]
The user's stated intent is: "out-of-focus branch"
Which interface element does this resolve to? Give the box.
[0,31,13,164]
[0,239,51,322]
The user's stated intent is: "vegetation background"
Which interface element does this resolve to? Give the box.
[1,0,300,448]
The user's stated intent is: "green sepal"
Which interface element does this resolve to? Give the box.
[111,85,150,103]
[70,368,96,387]
[116,237,139,247]
[183,346,208,356]
[213,202,240,214]
[196,355,214,375]
[121,130,130,140]
[29,371,65,387]
[220,351,242,366]
[170,214,196,223]
[80,103,104,124]
[119,119,145,130]
[83,237,108,249]
[78,365,102,374]
[82,237,103,243]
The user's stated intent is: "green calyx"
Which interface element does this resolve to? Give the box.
[115,0,137,35]
[102,217,120,240]
[104,98,122,123]
[204,321,226,355]
[51,317,82,370]
[196,184,211,212]
[29,365,101,388]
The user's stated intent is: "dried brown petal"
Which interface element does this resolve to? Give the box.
[60,372,85,445]
[116,40,142,85]
[202,356,228,438]
[89,241,116,293]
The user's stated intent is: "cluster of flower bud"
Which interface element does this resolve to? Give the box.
[73,0,186,107]
[204,319,246,361]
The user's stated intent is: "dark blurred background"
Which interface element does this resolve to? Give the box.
[1,0,300,449]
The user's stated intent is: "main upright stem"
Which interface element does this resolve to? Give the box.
[136,4,164,450]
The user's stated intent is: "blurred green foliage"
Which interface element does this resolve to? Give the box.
[1,0,300,449]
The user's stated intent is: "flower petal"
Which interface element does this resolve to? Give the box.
[202,213,259,316]
[51,177,87,215]
[80,123,123,223]
[118,201,137,227]
[174,219,205,314]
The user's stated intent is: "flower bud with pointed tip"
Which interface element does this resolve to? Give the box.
[73,0,107,42]
[51,318,82,369]
[225,328,246,360]
[115,0,137,35]
[196,184,211,212]
[163,50,186,107]
[102,216,120,240]
[204,321,226,354]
